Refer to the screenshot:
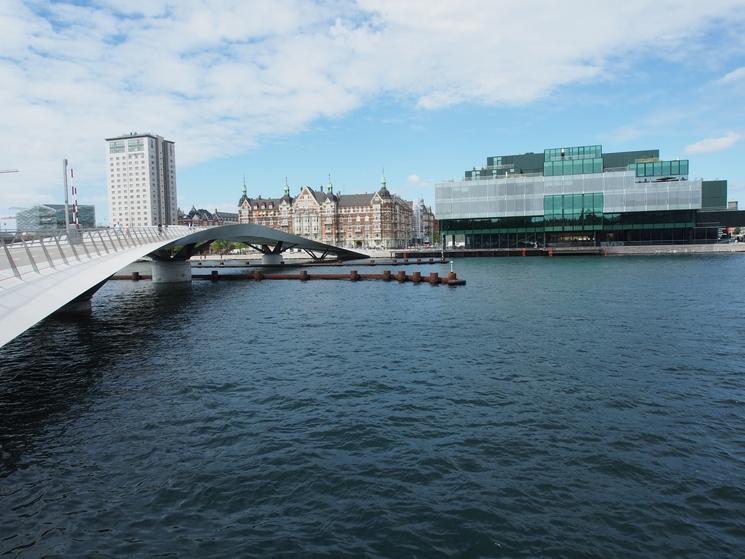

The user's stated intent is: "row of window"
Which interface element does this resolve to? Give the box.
[440,210,697,233]
[544,145,602,162]
[544,158,603,177]
[633,160,689,177]
[108,138,156,154]
[544,193,604,216]
[110,153,147,160]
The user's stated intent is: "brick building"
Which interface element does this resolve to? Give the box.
[238,176,413,249]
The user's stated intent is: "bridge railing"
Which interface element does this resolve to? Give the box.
[0,225,201,286]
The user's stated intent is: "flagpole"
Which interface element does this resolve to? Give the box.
[63,158,70,233]
[70,167,79,229]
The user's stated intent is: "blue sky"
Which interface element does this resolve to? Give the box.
[1,0,744,225]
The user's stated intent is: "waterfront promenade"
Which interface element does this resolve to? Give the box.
[392,242,745,259]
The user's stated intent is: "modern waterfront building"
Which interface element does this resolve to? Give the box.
[436,144,744,248]
[238,176,413,249]
[105,132,178,227]
[16,204,95,231]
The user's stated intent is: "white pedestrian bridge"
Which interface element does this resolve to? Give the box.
[0,224,366,348]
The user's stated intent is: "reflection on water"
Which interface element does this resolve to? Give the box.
[1,257,744,557]
[0,283,196,473]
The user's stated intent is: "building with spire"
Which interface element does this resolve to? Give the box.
[238,177,294,233]
[238,175,413,249]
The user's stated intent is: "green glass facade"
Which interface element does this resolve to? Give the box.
[634,160,689,178]
[442,210,696,235]
[441,143,743,248]
[15,204,96,230]
[543,145,603,177]
[441,209,710,248]
[543,193,604,230]
[544,145,602,161]
[701,180,727,210]
[544,158,603,176]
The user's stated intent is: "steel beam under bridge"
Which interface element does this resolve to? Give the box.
[152,223,367,263]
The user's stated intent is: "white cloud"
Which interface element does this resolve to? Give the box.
[717,66,745,84]
[684,132,742,154]
[407,174,421,184]
[1,0,745,210]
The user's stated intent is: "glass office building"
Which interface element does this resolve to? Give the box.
[436,145,740,247]
[16,204,96,231]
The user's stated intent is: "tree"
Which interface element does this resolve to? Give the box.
[210,240,232,254]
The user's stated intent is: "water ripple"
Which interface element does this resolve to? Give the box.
[1,258,745,557]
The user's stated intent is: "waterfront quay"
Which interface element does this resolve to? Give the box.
[393,242,745,259]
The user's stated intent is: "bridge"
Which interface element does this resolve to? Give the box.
[0,224,366,348]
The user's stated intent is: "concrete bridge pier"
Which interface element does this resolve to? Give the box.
[151,260,192,283]
[57,298,92,314]
[54,279,108,316]
[261,253,284,266]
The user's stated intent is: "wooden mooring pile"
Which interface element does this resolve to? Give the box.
[122,269,466,286]
[198,269,466,286]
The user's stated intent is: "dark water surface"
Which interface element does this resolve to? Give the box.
[1,257,744,557]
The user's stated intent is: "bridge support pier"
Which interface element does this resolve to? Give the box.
[54,278,108,316]
[261,253,284,266]
[151,260,192,283]
[57,298,92,314]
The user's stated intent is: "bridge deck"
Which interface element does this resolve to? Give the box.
[0,226,200,348]
[0,224,368,348]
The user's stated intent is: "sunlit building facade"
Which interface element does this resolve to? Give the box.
[16,204,95,231]
[436,145,736,247]
[412,198,436,245]
[106,132,178,227]
[238,177,413,249]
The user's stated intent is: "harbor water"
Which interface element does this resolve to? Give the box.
[1,256,744,557]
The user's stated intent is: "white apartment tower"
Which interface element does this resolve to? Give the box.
[105,133,178,227]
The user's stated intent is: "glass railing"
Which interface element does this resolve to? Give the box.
[544,158,603,176]
[634,160,688,178]
[544,145,602,162]
[0,225,203,284]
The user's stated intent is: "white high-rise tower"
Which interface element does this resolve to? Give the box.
[105,132,178,227]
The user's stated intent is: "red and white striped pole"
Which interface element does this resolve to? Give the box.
[70,167,79,229]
